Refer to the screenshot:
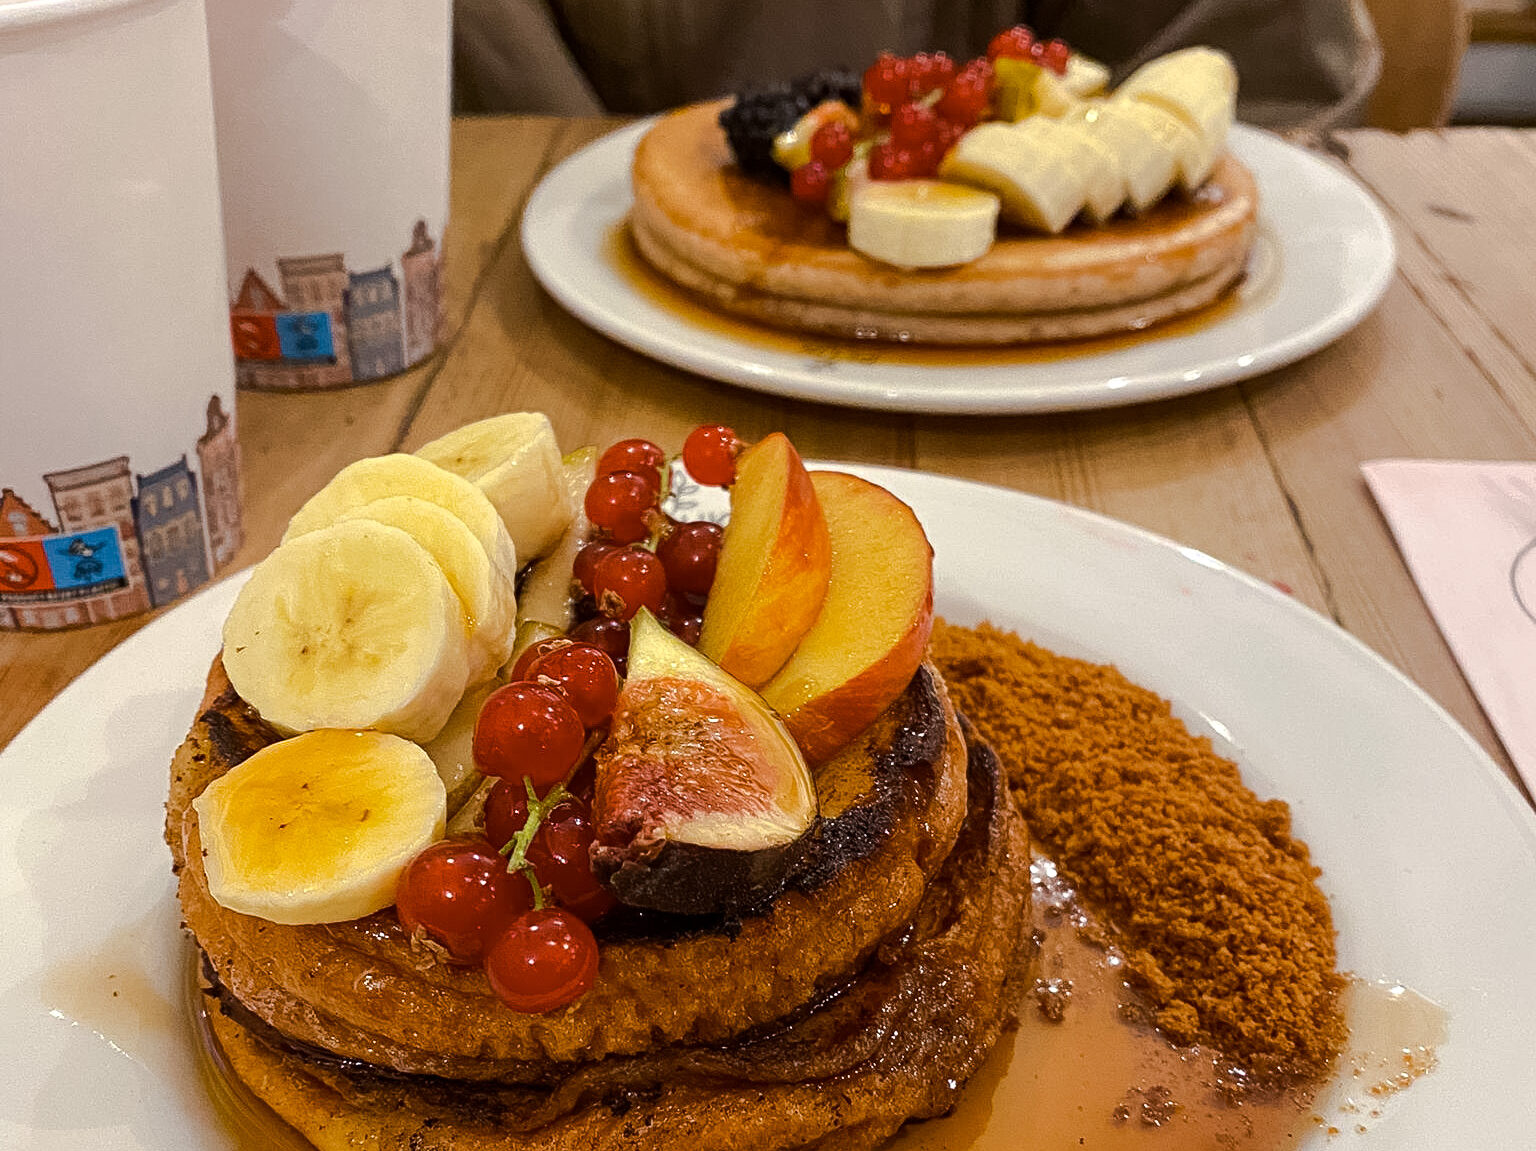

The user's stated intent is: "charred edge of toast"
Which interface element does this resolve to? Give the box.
[592,666,947,941]
[201,724,1016,1131]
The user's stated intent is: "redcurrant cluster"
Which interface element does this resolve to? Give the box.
[396,636,623,1013]
[789,120,855,206]
[573,426,738,645]
[862,52,993,182]
[394,424,747,1014]
[987,24,1070,75]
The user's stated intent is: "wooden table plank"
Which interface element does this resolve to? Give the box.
[1243,247,1536,791]
[1340,128,1536,417]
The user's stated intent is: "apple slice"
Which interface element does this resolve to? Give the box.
[761,472,935,765]
[697,433,831,688]
[591,609,818,915]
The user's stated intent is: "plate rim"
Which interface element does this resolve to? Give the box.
[521,118,1397,415]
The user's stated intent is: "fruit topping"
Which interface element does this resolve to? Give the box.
[223,519,473,741]
[681,423,741,487]
[933,56,994,127]
[484,783,617,923]
[412,412,573,563]
[592,544,668,620]
[719,70,862,184]
[193,729,447,925]
[484,907,599,1014]
[596,438,665,488]
[395,837,532,962]
[656,519,723,599]
[570,615,631,674]
[697,432,831,688]
[809,118,855,169]
[771,100,860,171]
[848,179,1001,268]
[790,159,832,205]
[525,641,620,727]
[591,610,819,916]
[583,468,659,544]
[761,472,935,764]
[473,681,586,790]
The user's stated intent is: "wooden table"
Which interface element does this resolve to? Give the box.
[4,119,1534,801]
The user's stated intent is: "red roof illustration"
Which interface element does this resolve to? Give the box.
[233,269,286,311]
[0,488,58,536]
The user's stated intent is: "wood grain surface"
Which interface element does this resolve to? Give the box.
[3,119,1532,804]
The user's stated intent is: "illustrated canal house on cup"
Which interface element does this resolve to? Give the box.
[230,220,441,390]
[0,397,242,631]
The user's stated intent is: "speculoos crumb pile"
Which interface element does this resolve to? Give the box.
[930,620,1346,1083]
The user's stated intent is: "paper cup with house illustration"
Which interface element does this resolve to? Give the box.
[0,0,242,633]
[207,0,452,391]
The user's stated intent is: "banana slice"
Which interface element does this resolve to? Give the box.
[284,453,518,585]
[993,57,1084,121]
[420,680,500,815]
[1079,101,1182,211]
[848,179,1000,269]
[414,413,572,562]
[1057,119,1125,224]
[828,154,871,224]
[193,729,447,925]
[511,445,598,668]
[1062,53,1111,98]
[1117,48,1237,188]
[332,496,516,685]
[223,519,472,741]
[939,119,1092,234]
[1108,96,1212,193]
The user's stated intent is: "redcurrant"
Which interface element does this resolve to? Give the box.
[592,546,668,621]
[681,424,741,486]
[484,907,600,1013]
[473,682,586,789]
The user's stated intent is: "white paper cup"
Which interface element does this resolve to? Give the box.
[207,0,452,391]
[0,0,242,633]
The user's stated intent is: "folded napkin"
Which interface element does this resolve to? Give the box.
[1363,459,1536,793]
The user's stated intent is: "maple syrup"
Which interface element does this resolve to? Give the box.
[602,221,1282,370]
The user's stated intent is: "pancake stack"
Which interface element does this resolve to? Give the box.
[168,660,1034,1150]
[630,101,1258,344]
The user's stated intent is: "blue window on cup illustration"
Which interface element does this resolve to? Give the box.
[275,311,336,361]
[41,527,126,590]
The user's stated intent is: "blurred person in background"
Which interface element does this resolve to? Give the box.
[454,0,1381,131]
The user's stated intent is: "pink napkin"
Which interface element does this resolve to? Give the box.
[1363,459,1536,792]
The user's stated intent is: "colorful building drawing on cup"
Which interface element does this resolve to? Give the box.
[230,219,442,391]
[0,396,242,632]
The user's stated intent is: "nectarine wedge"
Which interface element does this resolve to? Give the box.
[697,433,831,688]
[761,472,934,765]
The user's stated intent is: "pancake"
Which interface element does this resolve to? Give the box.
[201,732,1033,1151]
[629,101,1259,344]
[168,661,973,1075]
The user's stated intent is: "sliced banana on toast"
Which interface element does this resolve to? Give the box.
[194,729,446,924]
[415,412,572,562]
[223,519,473,741]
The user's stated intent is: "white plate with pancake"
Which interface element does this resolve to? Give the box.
[1,466,1532,1148]
[523,121,1395,414]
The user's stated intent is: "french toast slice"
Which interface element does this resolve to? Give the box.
[170,660,971,1075]
[200,733,1033,1150]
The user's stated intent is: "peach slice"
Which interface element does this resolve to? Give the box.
[761,472,935,765]
[697,433,832,687]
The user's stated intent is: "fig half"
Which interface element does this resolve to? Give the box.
[591,610,818,915]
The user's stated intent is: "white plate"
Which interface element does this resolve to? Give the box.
[522,122,1396,414]
[3,467,1533,1148]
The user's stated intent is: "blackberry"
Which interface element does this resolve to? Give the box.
[718,69,862,184]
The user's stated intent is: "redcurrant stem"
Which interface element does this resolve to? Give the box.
[500,778,570,882]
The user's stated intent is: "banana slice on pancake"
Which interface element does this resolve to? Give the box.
[1062,53,1111,98]
[414,412,572,563]
[193,729,447,925]
[223,519,473,741]
[1117,47,1238,187]
[284,453,519,586]
[939,118,1099,234]
[329,495,516,685]
[1075,100,1179,210]
[848,179,1000,268]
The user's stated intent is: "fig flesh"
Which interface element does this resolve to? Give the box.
[591,610,818,915]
